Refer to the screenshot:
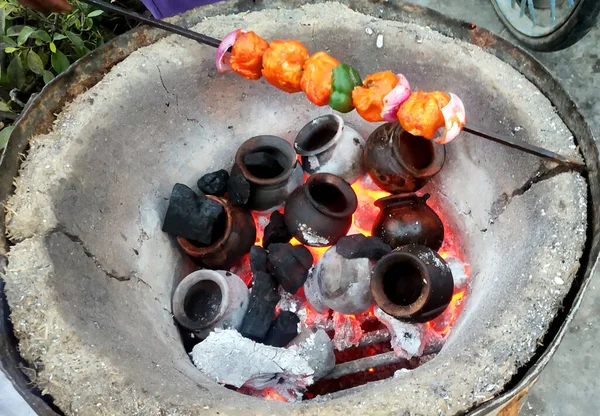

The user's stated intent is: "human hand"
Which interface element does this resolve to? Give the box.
[18,0,72,13]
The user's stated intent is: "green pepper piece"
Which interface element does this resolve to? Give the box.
[329,64,363,113]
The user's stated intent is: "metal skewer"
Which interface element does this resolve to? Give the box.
[80,0,221,47]
[464,124,586,170]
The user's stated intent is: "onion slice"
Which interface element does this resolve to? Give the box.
[381,74,411,122]
[434,93,466,144]
[216,29,245,73]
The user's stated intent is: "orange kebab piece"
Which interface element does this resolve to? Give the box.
[300,52,340,106]
[351,71,399,122]
[229,31,270,80]
[396,91,450,139]
[262,40,309,93]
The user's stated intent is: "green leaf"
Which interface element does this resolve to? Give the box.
[0,35,17,47]
[53,33,67,41]
[0,126,15,151]
[42,70,54,84]
[27,50,44,75]
[49,41,56,53]
[66,31,85,52]
[51,49,69,74]
[4,46,17,53]
[17,26,34,46]
[0,8,6,36]
[87,10,103,17]
[31,30,51,43]
[0,101,11,112]
[7,55,24,89]
[6,25,22,36]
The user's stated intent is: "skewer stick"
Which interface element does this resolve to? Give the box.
[464,125,586,170]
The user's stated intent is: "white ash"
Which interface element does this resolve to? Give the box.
[376,34,384,48]
[417,249,447,271]
[288,329,335,380]
[374,307,426,359]
[332,311,363,350]
[445,256,469,290]
[298,223,330,246]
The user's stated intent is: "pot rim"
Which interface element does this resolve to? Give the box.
[374,193,422,208]
[235,135,298,186]
[177,195,232,257]
[294,114,344,157]
[391,124,446,178]
[304,173,358,218]
[172,269,229,331]
[370,250,432,318]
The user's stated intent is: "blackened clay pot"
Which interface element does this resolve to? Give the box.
[177,195,256,269]
[295,114,366,184]
[284,173,358,247]
[231,135,304,211]
[364,122,445,193]
[372,193,444,251]
[172,269,249,336]
[370,245,454,323]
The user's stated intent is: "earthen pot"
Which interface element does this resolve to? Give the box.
[294,114,365,184]
[372,193,444,251]
[284,173,358,247]
[231,135,304,211]
[172,269,249,336]
[177,195,256,269]
[370,245,454,323]
[364,122,445,193]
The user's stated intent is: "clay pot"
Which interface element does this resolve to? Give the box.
[294,114,365,184]
[305,246,375,314]
[231,135,304,211]
[370,245,454,323]
[372,193,444,251]
[284,173,358,247]
[364,122,445,193]
[177,195,256,269]
[172,269,249,336]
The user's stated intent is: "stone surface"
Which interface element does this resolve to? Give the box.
[197,169,229,196]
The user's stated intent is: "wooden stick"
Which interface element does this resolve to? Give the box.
[464,124,586,171]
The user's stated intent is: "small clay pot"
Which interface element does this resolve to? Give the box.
[364,122,445,193]
[172,269,249,336]
[284,173,358,247]
[177,195,256,269]
[295,114,365,184]
[231,135,304,211]
[370,245,454,323]
[372,193,444,251]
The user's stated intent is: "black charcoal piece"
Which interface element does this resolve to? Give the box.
[227,171,251,206]
[336,234,392,260]
[263,311,300,347]
[267,243,313,294]
[239,271,281,341]
[162,183,225,245]
[197,169,229,196]
[263,211,291,248]
[249,245,268,275]
[243,151,284,178]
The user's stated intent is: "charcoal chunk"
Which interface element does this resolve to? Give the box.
[243,151,284,178]
[162,183,225,245]
[249,245,268,275]
[336,234,392,260]
[263,211,291,248]
[227,171,251,206]
[263,311,300,347]
[239,271,281,341]
[197,169,229,196]
[267,243,313,294]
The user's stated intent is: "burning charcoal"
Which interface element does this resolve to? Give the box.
[162,183,225,245]
[249,245,268,275]
[227,171,251,206]
[263,211,292,248]
[336,234,391,260]
[239,271,281,341]
[197,169,229,196]
[267,243,313,294]
[243,151,284,178]
[263,311,300,347]
[332,311,363,350]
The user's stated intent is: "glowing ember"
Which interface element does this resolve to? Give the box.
[427,291,466,336]
[264,389,287,402]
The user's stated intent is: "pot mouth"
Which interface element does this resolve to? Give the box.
[371,251,431,318]
[172,270,229,331]
[374,193,421,209]
[304,173,358,218]
[294,114,343,157]
[177,196,232,255]
[392,126,445,178]
[235,135,297,186]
